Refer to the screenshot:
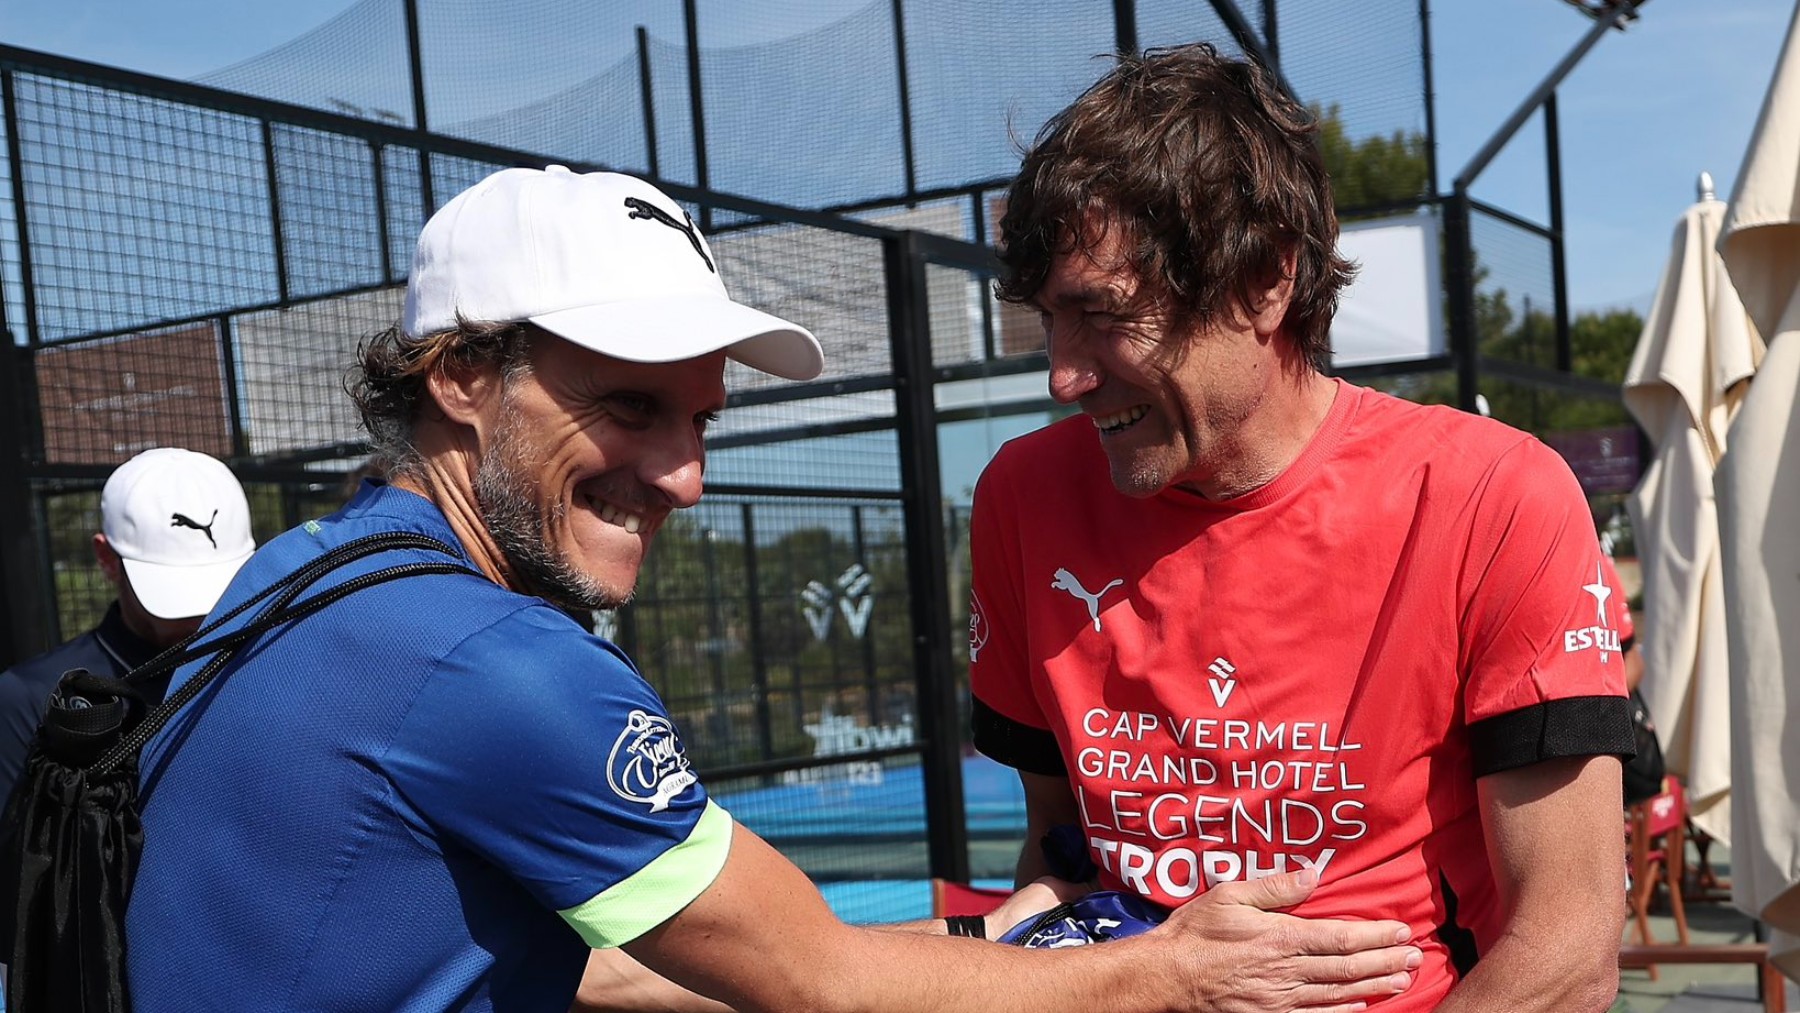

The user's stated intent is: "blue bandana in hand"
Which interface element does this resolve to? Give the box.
[997,890,1170,948]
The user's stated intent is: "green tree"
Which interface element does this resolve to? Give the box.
[1376,303,1643,434]
[1315,104,1431,211]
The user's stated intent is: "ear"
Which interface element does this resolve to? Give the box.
[424,356,505,433]
[1247,246,1299,339]
[93,533,124,587]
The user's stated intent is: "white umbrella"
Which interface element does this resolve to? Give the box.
[1716,0,1800,979]
[1622,183,1760,849]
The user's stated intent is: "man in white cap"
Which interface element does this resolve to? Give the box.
[122,166,1420,1013]
[0,447,253,807]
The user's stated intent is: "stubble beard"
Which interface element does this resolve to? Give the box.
[473,413,632,613]
[1106,442,1175,499]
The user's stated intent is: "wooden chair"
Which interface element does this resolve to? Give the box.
[1686,819,1733,901]
[1626,776,1692,977]
[1619,945,1789,1013]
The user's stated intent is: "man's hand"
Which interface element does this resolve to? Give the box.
[1145,869,1420,1013]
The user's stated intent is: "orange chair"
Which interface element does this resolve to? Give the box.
[930,879,1011,918]
[1626,776,1691,977]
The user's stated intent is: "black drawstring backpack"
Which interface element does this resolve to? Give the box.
[1621,687,1667,806]
[0,531,468,1013]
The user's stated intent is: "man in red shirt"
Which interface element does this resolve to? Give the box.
[970,44,1633,1012]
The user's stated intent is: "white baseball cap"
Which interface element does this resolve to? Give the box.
[402,165,824,381]
[101,448,255,620]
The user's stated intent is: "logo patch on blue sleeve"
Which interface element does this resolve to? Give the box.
[607,710,698,812]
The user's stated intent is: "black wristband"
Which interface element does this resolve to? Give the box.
[944,914,987,939]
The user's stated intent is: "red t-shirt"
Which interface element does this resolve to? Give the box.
[969,381,1632,1009]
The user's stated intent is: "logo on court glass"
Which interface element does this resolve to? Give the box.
[607,709,698,812]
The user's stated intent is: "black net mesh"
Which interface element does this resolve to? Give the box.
[270,123,386,298]
[172,0,1427,214]
[233,289,401,458]
[11,74,276,342]
[1277,0,1428,142]
[381,146,425,280]
[901,0,1115,194]
[194,0,415,127]
[1471,207,1559,368]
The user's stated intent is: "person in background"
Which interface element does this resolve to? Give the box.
[0,447,253,807]
[968,43,1634,1013]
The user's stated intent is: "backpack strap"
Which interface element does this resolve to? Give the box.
[119,532,462,690]
[91,532,472,776]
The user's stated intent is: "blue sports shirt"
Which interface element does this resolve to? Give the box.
[126,482,731,1012]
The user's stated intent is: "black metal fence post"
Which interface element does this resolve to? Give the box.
[1545,90,1571,373]
[217,314,249,458]
[1420,0,1440,198]
[1444,188,1479,413]
[740,502,774,761]
[885,230,969,883]
[1262,0,1280,68]
[371,139,393,280]
[701,525,729,747]
[636,26,661,180]
[849,504,881,724]
[3,69,41,349]
[1112,0,1138,56]
[890,0,918,201]
[0,341,46,667]
[261,120,291,305]
[0,68,48,665]
[683,0,711,231]
[402,0,434,215]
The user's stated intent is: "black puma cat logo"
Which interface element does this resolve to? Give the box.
[170,510,219,548]
[622,197,715,273]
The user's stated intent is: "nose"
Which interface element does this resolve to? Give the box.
[643,426,707,510]
[1045,322,1100,404]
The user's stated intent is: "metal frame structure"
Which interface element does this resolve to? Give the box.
[0,0,1636,889]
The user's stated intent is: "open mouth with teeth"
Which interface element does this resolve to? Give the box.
[1092,405,1150,435]
[585,493,648,534]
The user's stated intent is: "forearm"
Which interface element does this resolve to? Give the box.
[1431,916,1619,1013]
[571,948,734,1013]
[1439,756,1626,1013]
[640,824,1418,1013]
[875,877,1086,941]
[806,926,1175,1013]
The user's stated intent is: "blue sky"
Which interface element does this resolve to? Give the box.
[1,0,1793,313]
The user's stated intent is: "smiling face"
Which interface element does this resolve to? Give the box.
[473,333,726,609]
[1035,218,1285,500]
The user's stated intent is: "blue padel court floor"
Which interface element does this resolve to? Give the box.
[709,754,1025,923]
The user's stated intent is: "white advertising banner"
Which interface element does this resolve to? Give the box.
[1329,211,1445,368]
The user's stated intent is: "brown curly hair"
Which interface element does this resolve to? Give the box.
[995,43,1354,372]
[345,319,535,479]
